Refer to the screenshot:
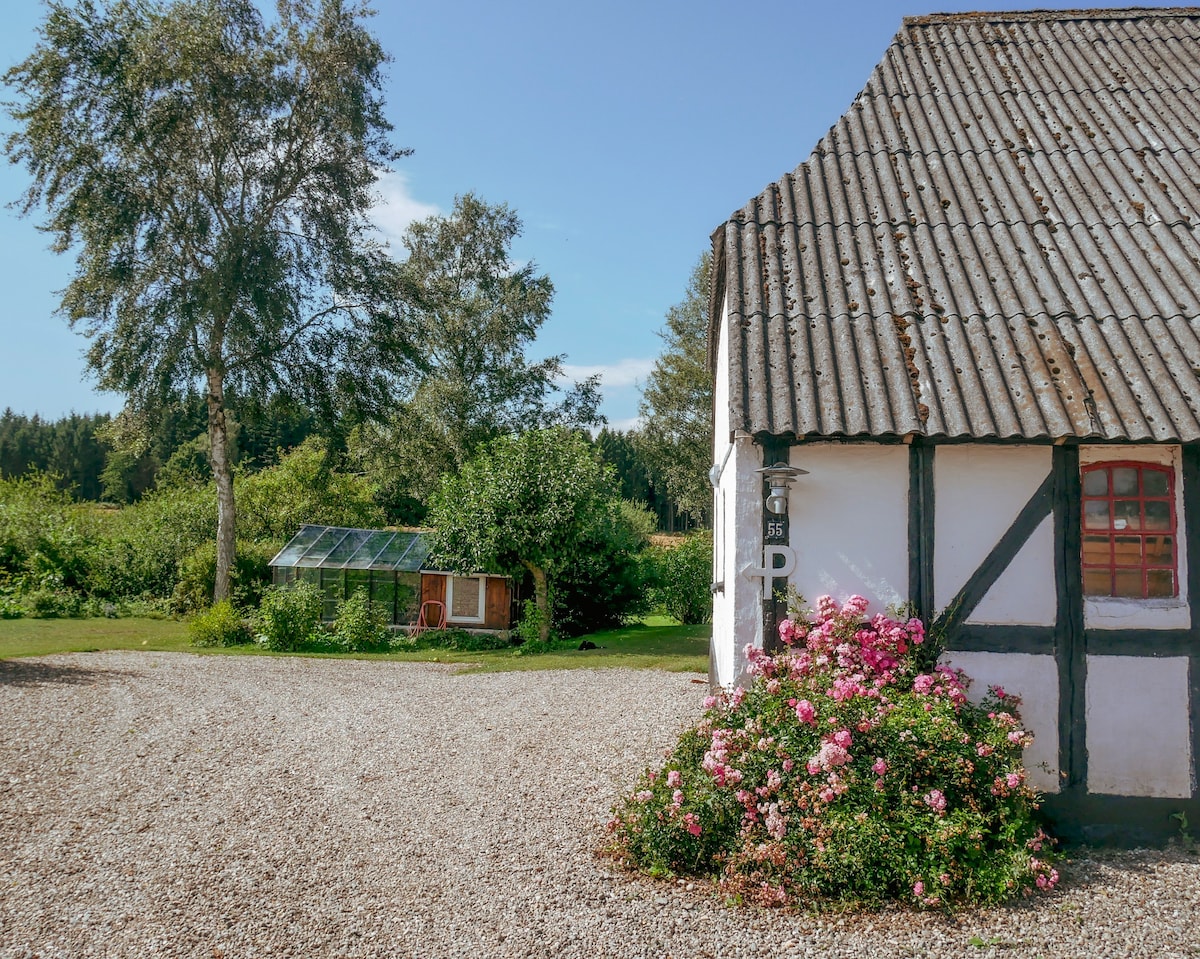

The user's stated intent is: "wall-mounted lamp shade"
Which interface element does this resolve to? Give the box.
[756,462,808,515]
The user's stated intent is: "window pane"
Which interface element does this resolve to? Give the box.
[397,573,421,623]
[451,576,481,618]
[1114,568,1143,597]
[1113,500,1140,530]
[1084,500,1110,529]
[1144,501,1171,531]
[1082,469,1108,496]
[1147,569,1175,597]
[345,569,370,599]
[1145,536,1174,565]
[1113,535,1142,566]
[371,573,397,624]
[1143,469,1169,496]
[1082,534,1111,566]
[1083,568,1111,595]
[1112,468,1138,495]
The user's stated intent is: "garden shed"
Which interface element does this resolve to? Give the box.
[269,525,514,631]
[708,8,1200,843]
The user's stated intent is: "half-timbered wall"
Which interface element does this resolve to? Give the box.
[710,435,1200,839]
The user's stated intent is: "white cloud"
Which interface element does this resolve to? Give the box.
[370,171,440,246]
[560,357,655,389]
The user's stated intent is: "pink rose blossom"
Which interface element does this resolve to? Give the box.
[924,789,947,813]
[871,758,888,776]
[666,770,681,788]
[913,881,925,896]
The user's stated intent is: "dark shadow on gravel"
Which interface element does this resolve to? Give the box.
[0,658,139,688]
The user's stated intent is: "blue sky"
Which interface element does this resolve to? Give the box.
[0,0,1180,428]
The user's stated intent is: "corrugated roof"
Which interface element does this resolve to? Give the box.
[713,7,1200,442]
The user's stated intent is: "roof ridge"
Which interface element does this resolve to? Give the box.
[904,8,1200,28]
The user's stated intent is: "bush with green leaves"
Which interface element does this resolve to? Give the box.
[25,585,84,618]
[188,600,253,647]
[608,594,1058,910]
[170,540,277,613]
[647,531,712,625]
[254,581,324,651]
[0,473,95,593]
[330,588,391,652]
[399,627,511,652]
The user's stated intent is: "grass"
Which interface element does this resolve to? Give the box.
[0,613,710,674]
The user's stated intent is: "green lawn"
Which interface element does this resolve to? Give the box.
[0,615,710,674]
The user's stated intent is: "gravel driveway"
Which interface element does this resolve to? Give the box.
[1,652,1198,959]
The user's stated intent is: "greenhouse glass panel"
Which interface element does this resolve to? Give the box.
[345,568,371,599]
[324,529,374,567]
[343,532,397,570]
[300,527,351,567]
[270,525,327,568]
[397,572,421,622]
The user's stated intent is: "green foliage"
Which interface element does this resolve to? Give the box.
[0,409,112,501]
[551,500,654,637]
[25,587,84,619]
[171,540,276,613]
[398,627,512,653]
[429,428,648,642]
[647,531,713,625]
[515,598,553,648]
[235,439,384,542]
[84,484,217,599]
[330,588,392,652]
[0,473,94,592]
[188,600,253,647]
[636,253,714,520]
[608,598,1058,910]
[351,194,600,517]
[254,582,324,652]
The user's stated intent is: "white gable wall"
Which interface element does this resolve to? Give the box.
[710,296,763,687]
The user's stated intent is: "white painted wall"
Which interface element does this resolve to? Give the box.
[786,443,909,613]
[1086,655,1194,798]
[942,651,1061,793]
[1079,445,1190,631]
[934,446,1056,625]
[710,297,763,688]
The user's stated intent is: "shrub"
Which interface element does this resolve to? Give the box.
[189,600,253,647]
[648,531,712,625]
[0,592,25,619]
[330,588,391,652]
[254,581,324,651]
[25,586,84,618]
[170,540,277,613]
[399,628,511,652]
[608,594,1058,910]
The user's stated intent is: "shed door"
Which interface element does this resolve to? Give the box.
[421,573,446,608]
[485,578,511,629]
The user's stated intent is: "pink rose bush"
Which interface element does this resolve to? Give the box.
[607,595,1057,909]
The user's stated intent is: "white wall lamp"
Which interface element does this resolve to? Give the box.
[756,462,807,515]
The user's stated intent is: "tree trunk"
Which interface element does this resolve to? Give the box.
[523,561,551,644]
[206,368,236,603]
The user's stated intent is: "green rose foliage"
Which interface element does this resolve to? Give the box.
[608,595,1058,910]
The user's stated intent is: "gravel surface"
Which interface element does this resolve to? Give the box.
[1,652,1198,959]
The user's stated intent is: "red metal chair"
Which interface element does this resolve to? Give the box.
[411,599,447,636]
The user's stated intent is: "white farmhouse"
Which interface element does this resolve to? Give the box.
[708,8,1200,843]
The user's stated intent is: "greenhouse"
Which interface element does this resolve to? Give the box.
[269,525,515,630]
[269,525,428,625]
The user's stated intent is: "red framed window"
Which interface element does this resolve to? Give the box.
[1081,462,1177,598]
